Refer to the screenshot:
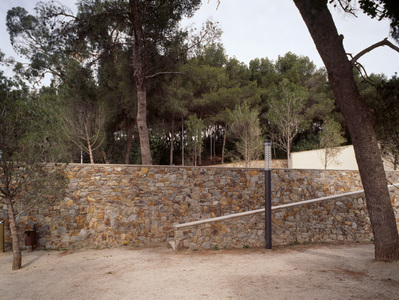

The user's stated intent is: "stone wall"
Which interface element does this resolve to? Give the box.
[220,159,287,169]
[174,194,372,250]
[1,164,399,251]
[174,170,399,250]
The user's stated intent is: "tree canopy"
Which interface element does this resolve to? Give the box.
[3,0,349,166]
[1,0,399,265]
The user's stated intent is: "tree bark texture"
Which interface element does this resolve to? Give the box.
[130,0,153,165]
[85,127,94,164]
[6,197,22,270]
[293,0,399,260]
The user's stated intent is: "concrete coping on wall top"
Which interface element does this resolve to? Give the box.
[65,163,272,171]
[62,163,374,172]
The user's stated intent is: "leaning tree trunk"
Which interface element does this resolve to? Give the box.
[130,0,152,165]
[293,0,399,260]
[6,197,22,270]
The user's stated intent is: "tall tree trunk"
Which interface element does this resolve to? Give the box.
[194,135,197,166]
[245,140,249,168]
[135,88,152,165]
[124,120,134,165]
[181,116,185,166]
[213,129,216,164]
[198,131,202,166]
[85,129,94,164]
[170,115,174,165]
[221,125,227,164]
[324,148,328,170]
[7,197,22,270]
[293,0,399,260]
[130,0,152,165]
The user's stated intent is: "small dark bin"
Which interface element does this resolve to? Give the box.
[24,230,37,250]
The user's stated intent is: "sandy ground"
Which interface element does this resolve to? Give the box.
[1,243,399,300]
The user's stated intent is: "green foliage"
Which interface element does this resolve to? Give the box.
[266,78,308,167]
[292,134,320,152]
[275,52,316,85]
[56,61,106,164]
[251,53,339,161]
[319,118,347,169]
[185,114,205,165]
[319,118,347,149]
[0,73,64,165]
[149,133,170,165]
[0,70,67,215]
[359,0,399,41]
[363,75,399,169]
[4,1,347,167]
[249,57,277,88]
[229,103,264,167]
[129,138,142,165]
[6,4,74,81]
[0,73,29,158]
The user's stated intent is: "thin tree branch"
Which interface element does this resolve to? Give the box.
[145,72,183,79]
[335,0,357,17]
[353,62,376,85]
[145,24,214,77]
[351,38,399,65]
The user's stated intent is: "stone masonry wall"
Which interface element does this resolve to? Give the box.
[1,164,399,251]
[174,170,399,250]
[174,194,373,250]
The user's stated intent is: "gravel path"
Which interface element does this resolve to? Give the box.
[1,243,399,299]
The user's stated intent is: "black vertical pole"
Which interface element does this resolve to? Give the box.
[0,220,3,253]
[182,116,184,166]
[265,141,272,249]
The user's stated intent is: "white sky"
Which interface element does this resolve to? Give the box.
[1,0,398,79]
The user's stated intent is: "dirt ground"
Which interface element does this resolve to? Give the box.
[1,243,399,300]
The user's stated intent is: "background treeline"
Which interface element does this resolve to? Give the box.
[2,0,398,169]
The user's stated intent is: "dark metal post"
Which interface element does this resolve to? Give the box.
[182,116,184,166]
[210,128,212,161]
[0,220,3,252]
[264,141,272,249]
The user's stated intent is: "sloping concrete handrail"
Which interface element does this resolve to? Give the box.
[173,183,399,229]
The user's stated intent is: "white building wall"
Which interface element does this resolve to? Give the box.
[291,145,357,170]
[291,145,396,170]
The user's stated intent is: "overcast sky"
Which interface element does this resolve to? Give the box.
[1,0,398,79]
